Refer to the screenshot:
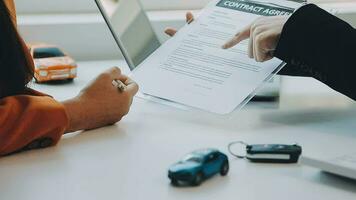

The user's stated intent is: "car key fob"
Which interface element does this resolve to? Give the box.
[245,144,302,163]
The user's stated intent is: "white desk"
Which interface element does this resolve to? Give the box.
[1,60,356,200]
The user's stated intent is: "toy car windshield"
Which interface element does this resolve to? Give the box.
[34,47,65,59]
[182,155,203,163]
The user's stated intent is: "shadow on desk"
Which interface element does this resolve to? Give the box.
[0,124,128,165]
[61,124,129,145]
[261,107,356,138]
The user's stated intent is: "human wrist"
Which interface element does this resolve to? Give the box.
[62,97,89,133]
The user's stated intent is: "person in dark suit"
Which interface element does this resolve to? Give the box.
[166,4,356,100]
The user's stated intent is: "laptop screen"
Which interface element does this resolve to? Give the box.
[96,0,161,69]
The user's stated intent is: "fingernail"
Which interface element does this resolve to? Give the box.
[222,40,233,49]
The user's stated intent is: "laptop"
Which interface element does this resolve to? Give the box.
[301,151,356,180]
[300,128,356,180]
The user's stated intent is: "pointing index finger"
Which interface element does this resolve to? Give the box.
[222,26,251,49]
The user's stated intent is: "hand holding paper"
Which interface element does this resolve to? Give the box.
[165,12,195,37]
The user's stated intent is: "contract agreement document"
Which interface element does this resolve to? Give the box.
[132,0,302,114]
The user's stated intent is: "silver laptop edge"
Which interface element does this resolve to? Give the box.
[95,0,136,70]
[301,156,356,180]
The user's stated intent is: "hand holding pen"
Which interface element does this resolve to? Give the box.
[64,67,139,132]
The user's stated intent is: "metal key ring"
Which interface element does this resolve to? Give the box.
[228,141,249,159]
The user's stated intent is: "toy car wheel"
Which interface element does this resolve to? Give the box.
[220,161,229,176]
[192,172,204,186]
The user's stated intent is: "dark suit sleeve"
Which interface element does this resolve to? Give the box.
[275,4,356,100]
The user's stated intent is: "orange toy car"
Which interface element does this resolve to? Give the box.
[29,44,77,83]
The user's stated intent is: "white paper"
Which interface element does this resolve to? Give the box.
[132,0,302,114]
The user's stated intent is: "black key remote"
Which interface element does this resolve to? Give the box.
[245,144,302,163]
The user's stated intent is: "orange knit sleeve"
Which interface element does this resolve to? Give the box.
[0,94,69,156]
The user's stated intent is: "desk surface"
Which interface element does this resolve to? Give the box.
[1,60,356,200]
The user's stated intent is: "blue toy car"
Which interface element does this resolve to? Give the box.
[168,149,229,186]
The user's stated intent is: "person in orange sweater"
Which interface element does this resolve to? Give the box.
[0,0,139,156]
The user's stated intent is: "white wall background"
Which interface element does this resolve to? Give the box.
[16,0,99,14]
[17,0,122,61]
[16,0,356,61]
